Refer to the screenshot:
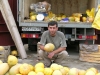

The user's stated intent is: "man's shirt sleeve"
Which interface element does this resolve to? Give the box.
[40,31,47,46]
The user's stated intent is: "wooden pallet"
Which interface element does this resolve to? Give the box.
[79,45,100,63]
[0,46,10,62]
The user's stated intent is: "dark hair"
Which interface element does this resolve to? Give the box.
[48,21,58,27]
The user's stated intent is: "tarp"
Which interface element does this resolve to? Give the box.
[92,9,100,30]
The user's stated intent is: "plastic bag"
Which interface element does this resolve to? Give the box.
[92,9,100,30]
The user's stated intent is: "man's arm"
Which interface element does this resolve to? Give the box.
[39,44,45,51]
[53,47,66,54]
[48,47,66,59]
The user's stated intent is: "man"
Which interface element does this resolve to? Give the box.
[38,21,69,67]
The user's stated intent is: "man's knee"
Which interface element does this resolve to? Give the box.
[58,51,69,58]
[38,50,44,57]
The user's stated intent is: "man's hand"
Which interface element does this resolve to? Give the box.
[48,52,55,59]
[47,47,66,59]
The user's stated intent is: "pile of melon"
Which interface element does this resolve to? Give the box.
[0,55,100,75]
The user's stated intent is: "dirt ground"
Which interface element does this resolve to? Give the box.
[17,44,100,71]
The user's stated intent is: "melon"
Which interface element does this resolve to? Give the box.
[44,43,55,52]
[58,65,63,69]
[16,74,22,75]
[35,62,44,68]
[68,68,78,75]
[85,70,95,75]
[0,63,9,75]
[78,70,86,75]
[19,63,31,75]
[96,73,100,75]
[28,71,36,75]
[59,68,67,75]
[7,55,18,66]
[30,15,36,21]
[44,68,53,75]
[52,70,62,75]
[90,67,98,74]
[63,67,70,74]
[50,63,60,71]
[29,64,35,71]
[0,46,4,51]
[5,72,10,75]
[35,67,44,73]
[9,64,21,75]
[36,72,44,75]
[11,50,18,56]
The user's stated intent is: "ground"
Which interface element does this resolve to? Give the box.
[17,44,100,71]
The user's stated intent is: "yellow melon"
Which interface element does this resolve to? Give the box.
[78,70,86,75]
[30,15,36,21]
[5,72,10,75]
[29,64,35,71]
[35,67,44,73]
[96,73,100,75]
[85,70,95,75]
[50,63,60,71]
[90,67,98,74]
[44,43,55,52]
[36,72,44,75]
[9,64,21,75]
[11,50,18,56]
[0,63,9,75]
[44,68,53,75]
[63,67,70,74]
[52,70,62,75]
[16,74,22,75]
[19,63,31,75]
[28,71,36,75]
[7,55,18,66]
[35,62,44,68]
[58,65,63,69]
[59,68,67,75]
[68,68,78,75]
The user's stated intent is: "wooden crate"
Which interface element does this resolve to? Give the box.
[79,45,100,63]
[0,46,10,62]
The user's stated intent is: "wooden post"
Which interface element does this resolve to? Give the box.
[0,0,27,59]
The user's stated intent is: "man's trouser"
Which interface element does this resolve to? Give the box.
[38,50,69,67]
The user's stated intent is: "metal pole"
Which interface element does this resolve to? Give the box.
[0,0,27,59]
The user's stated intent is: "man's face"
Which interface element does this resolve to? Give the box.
[48,25,58,36]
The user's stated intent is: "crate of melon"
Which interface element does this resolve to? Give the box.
[79,44,100,63]
[0,46,10,62]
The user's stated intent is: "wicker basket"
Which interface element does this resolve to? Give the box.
[79,44,100,63]
[0,46,10,62]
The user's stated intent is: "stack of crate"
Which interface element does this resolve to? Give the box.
[0,46,10,62]
[79,44,100,63]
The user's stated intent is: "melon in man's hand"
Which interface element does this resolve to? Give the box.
[44,43,55,52]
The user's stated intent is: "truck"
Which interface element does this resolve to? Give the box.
[0,0,100,52]
[17,0,100,52]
